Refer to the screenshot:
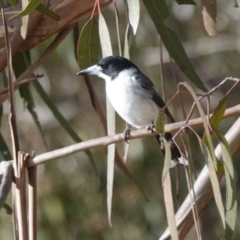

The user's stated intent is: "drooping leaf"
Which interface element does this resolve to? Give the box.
[123,23,134,60]
[161,137,172,182]
[12,52,46,145]
[203,97,226,142]
[201,0,217,36]
[126,0,140,35]
[10,0,41,19]
[99,13,114,226]
[36,3,61,21]
[78,18,100,69]
[22,83,48,144]
[3,203,13,215]
[203,97,227,173]
[162,174,179,240]
[142,0,207,92]
[220,136,237,239]
[0,105,2,127]
[182,82,225,230]
[155,111,165,134]
[21,0,30,39]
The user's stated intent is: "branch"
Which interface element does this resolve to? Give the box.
[26,104,240,167]
[0,104,239,212]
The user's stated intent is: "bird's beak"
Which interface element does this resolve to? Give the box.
[77,65,101,76]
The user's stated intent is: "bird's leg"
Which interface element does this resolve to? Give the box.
[124,124,132,143]
[147,122,156,133]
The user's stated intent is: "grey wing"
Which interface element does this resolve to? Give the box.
[136,74,175,123]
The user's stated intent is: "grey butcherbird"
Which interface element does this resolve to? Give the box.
[77,56,188,167]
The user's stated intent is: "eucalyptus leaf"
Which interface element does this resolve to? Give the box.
[78,18,100,69]
[99,13,115,227]
[203,97,226,142]
[32,80,97,174]
[10,0,41,19]
[142,0,207,91]
[220,136,237,239]
[175,0,196,4]
[36,3,61,21]
[126,0,140,35]
[12,52,46,145]
[155,111,165,134]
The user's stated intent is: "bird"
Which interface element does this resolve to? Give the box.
[77,56,188,167]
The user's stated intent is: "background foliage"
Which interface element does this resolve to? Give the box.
[0,0,240,239]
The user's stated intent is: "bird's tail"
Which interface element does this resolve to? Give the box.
[155,132,188,168]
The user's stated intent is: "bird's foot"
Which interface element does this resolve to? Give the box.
[124,128,132,143]
[147,123,156,133]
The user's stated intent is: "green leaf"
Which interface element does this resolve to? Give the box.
[3,203,12,215]
[98,13,115,227]
[203,97,226,142]
[220,136,237,239]
[36,3,61,21]
[21,83,47,144]
[32,80,97,173]
[124,24,131,59]
[0,132,12,160]
[155,111,165,134]
[0,105,3,127]
[203,97,227,173]
[161,137,172,182]
[98,13,113,58]
[10,0,41,19]
[77,18,100,69]
[142,0,207,92]
[126,0,140,35]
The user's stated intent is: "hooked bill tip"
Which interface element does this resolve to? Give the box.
[77,71,84,76]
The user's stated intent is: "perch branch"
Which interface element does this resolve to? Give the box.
[26,104,240,167]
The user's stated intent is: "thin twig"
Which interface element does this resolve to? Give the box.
[0,77,42,96]
[2,9,20,240]
[28,164,37,240]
